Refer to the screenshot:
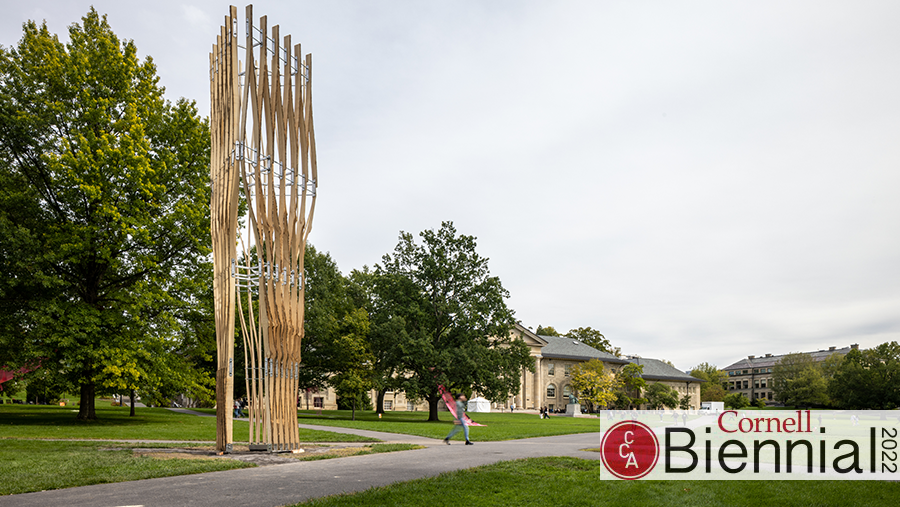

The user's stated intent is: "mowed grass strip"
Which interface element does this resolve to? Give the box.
[298,410,603,441]
[296,456,900,507]
[0,404,377,442]
[0,439,254,496]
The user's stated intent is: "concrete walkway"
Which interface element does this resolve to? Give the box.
[1,421,606,507]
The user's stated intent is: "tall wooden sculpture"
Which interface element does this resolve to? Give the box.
[210,5,317,453]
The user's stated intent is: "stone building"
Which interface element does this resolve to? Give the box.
[722,344,858,404]
[509,324,703,411]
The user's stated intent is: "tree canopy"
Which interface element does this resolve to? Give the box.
[535,325,561,336]
[611,363,646,409]
[689,362,727,402]
[771,353,829,407]
[569,359,618,410]
[375,222,533,421]
[0,9,211,419]
[644,382,679,410]
[828,342,900,409]
[534,325,620,356]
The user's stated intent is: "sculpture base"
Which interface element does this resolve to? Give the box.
[563,403,587,417]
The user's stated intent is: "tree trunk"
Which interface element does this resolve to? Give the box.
[77,380,96,420]
[427,394,441,421]
[376,389,386,415]
[129,389,135,417]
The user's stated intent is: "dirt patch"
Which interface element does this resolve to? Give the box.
[127,445,356,467]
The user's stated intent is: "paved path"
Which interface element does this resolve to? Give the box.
[1,422,606,507]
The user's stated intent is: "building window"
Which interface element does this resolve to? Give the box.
[548,363,555,376]
[563,385,572,402]
[546,384,556,398]
[760,379,767,389]
[407,402,415,411]
[742,380,748,389]
[767,392,773,400]
[384,400,393,410]
[564,365,571,377]
[754,380,759,389]
[313,397,324,408]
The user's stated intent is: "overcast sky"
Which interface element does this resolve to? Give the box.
[3,1,899,371]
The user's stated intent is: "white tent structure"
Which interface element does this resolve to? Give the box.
[467,397,491,413]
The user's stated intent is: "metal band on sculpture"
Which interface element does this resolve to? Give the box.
[211,4,317,453]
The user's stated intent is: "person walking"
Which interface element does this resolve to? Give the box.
[444,394,473,445]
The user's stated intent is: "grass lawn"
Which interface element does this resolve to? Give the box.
[0,439,254,496]
[0,404,377,442]
[297,410,605,441]
[296,456,900,507]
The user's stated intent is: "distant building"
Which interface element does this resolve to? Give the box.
[722,344,858,404]
[317,322,705,412]
[509,324,703,411]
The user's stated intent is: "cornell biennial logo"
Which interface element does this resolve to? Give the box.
[600,420,659,479]
[594,410,900,480]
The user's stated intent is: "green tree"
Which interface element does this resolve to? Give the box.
[828,342,900,409]
[679,394,691,411]
[724,392,750,409]
[771,353,828,407]
[299,245,358,392]
[689,362,728,402]
[611,363,646,409]
[375,222,534,421]
[347,267,409,415]
[329,308,374,421]
[570,359,619,410]
[565,327,620,356]
[298,245,378,418]
[820,352,845,380]
[644,382,679,410]
[535,325,561,336]
[0,9,211,419]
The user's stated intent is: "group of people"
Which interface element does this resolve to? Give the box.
[539,406,568,418]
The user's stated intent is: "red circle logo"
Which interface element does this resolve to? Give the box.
[600,420,660,480]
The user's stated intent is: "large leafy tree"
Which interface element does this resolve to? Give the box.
[570,359,619,410]
[298,245,374,416]
[611,363,646,409]
[828,342,900,409]
[376,222,533,421]
[535,325,621,356]
[0,9,210,419]
[565,327,620,356]
[644,382,679,410]
[535,325,561,336]
[689,362,727,402]
[771,353,829,407]
[347,267,408,415]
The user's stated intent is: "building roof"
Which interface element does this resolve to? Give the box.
[625,357,703,383]
[537,335,628,364]
[723,345,856,371]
